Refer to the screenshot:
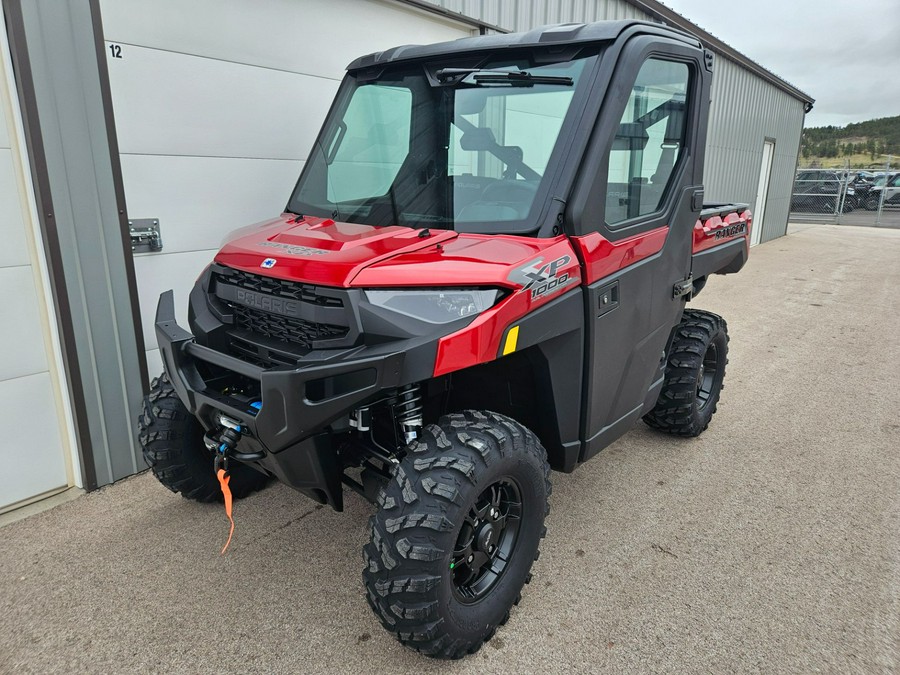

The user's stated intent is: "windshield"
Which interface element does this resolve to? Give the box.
[288,51,597,234]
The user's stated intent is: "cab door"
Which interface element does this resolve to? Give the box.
[567,36,711,460]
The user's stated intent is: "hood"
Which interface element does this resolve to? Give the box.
[351,232,570,289]
[215,214,458,286]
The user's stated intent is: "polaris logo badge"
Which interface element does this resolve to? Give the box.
[711,222,747,240]
[234,289,300,317]
[260,258,277,269]
[510,254,575,300]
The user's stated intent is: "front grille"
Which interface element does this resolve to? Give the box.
[213,267,343,307]
[231,304,347,348]
[210,266,352,367]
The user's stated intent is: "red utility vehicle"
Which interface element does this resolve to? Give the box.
[140,19,751,658]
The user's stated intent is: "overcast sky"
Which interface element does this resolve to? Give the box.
[659,0,900,128]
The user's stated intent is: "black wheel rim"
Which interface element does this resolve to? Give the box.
[450,478,522,604]
[696,342,720,410]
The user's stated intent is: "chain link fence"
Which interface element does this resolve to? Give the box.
[790,157,898,228]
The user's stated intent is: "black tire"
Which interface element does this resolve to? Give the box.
[864,195,880,211]
[138,372,269,502]
[643,309,729,437]
[363,411,551,659]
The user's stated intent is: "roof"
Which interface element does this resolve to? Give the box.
[627,0,813,107]
[389,0,814,107]
[347,19,699,71]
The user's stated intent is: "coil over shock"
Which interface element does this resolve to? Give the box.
[350,382,424,454]
[393,383,423,445]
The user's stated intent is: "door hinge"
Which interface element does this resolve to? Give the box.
[673,275,693,299]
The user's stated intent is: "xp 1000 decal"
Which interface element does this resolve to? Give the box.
[509,255,577,300]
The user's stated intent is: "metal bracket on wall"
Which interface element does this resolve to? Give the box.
[128,218,163,252]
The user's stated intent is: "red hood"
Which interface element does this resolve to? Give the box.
[352,232,568,288]
[215,214,571,289]
[215,214,458,286]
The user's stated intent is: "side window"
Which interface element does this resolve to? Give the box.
[606,59,690,226]
[326,84,412,203]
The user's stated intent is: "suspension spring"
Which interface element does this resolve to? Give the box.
[393,383,423,445]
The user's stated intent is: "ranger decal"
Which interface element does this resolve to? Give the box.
[258,241,328,256]
[709,222,747,240]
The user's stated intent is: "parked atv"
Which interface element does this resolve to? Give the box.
[139,19,750,658]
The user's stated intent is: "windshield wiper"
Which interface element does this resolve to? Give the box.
[435,67,573,87]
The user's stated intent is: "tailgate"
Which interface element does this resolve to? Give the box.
[691,202,751,278]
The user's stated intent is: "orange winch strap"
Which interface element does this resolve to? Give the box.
[216,468,235,555]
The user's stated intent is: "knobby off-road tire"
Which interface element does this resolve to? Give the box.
[363,411,551,659]
[138,372,269,502]
[643,309,729,437]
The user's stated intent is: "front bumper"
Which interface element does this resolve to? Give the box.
[155,290,404,509]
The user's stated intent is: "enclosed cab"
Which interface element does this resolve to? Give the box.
[141,20,750,658]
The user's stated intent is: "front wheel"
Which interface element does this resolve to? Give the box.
[643,309,729,437]
[363,411,551,659]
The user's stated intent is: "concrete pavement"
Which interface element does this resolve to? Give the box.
[1,223,898,674]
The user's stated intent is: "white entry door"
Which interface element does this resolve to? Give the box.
[751,140,775,246]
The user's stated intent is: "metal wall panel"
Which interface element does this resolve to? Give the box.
[4,0,147,490]
[106,45,339,161]
[100,0,472,81]
[427,0,807,242]
[705,57,805,244]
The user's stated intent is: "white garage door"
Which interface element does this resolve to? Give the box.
[99,0,473,375]
[0,21,72,511]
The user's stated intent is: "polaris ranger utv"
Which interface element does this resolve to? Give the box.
[140,19,751,658]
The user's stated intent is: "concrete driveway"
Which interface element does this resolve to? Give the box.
[1,223,898,674]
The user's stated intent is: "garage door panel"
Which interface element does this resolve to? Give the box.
[100,0,471,81]
[0,372,67,510]
[0,149,31,269]
[106,45,338,160]
[121,154,302,255]
[0,94,9,148]
[134,249,218,347]
[145,348,163,379]
[0,265,50,382]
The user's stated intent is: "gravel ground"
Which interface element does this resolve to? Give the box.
[1,223,898,674]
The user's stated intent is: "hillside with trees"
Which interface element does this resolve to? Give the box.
[800,115,900,169]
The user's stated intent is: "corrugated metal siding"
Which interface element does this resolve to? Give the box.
[705,57,804,243]
[426,0,807,242]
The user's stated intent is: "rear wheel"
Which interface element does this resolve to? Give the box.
[363,411,550,659]
[643,309,729,437]
[138,372,270,502]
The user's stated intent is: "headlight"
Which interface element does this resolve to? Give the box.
[364,289,500,324]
